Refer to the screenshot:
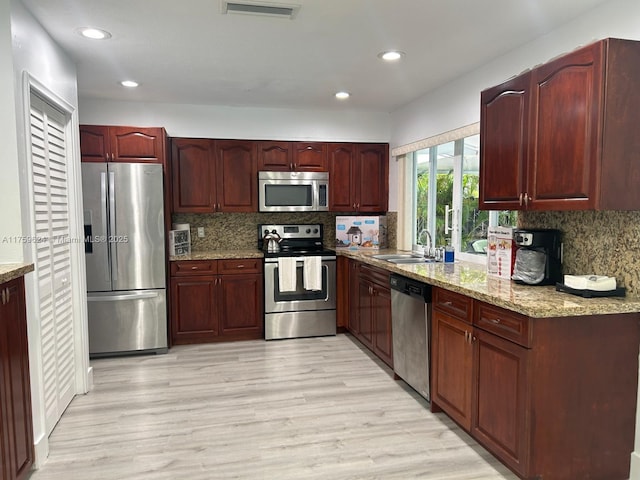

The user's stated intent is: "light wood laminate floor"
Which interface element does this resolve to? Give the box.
[29,334,517,480]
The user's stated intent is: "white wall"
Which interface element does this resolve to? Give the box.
[387,0,640,211]
[79,98,392,143]
[0,0,23,262]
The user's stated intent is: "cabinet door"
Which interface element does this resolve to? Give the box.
[357,278,374,349]
[293,142,328,171]
[372,283,393,368]
[479,73,530,210]
[328,143,355,211]
[110,126,165,163]
[215,140,258,212]
[432,309,473,431]
[347,260,360,335]
[171,138,216,212]
[472,328,530,477]
[257,141,292,171]
[79,125,109,162]
[0,278,34,480]
[170,276,218,343]
[218,274,263,339]
[528,43,603,210]
[355,144,388,212]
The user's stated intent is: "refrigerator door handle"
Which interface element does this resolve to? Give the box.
[108,171,118,282]
[100,172,109,282]
[87,291,160,302]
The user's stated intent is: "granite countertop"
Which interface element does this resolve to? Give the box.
[170,249,264,261]
[0,263,35,284]
[337,249,640,318]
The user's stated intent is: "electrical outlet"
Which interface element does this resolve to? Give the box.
[197,227,205,238]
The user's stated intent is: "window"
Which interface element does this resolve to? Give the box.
[406,127,516,263]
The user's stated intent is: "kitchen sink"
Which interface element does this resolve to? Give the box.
[387,257,436,264]
[370,253,436,264]
[371,253,420,260]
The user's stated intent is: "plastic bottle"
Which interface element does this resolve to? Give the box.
[444,239,455,263]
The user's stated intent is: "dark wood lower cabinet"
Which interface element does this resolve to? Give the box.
[431,309,473,431]
[472,328,529,477]
[170,259,263,344]
[431,286,640,480]
[346,260,392,368]
[0,276,34,480]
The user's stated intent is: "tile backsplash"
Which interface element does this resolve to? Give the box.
[172,212,397,252]
[520,210,640,295]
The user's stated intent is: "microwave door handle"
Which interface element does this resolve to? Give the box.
[312,180,319,210]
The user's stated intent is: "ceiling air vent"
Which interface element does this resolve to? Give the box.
[220,1,300,19]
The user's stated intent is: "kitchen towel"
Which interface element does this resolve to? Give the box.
[303,256,322,291]
[278,257,298,292]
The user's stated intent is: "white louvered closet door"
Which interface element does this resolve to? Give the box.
[29,93,75,435]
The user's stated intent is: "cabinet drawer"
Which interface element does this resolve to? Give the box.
[171,260,218,276]
[433,288,473,323]
[359,263,390,287]
[475,302,531,347]
[218,258,262,275]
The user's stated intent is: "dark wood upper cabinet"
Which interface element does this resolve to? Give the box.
[292,142,328,171]
[257,141,292,171]
[215,140,257,212]
[480,38,640,211]
[170,138,257,213]
[355,144,388,212]
[80,125,166,164]
[171,138,216,213]
[329,143,388,212]
[479,73,530,210]
[328,143,355,211]
[258,141,327,171]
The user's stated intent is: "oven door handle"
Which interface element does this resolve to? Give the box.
[264,256,336,263]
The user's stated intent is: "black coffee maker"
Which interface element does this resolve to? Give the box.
[511,229,562,285]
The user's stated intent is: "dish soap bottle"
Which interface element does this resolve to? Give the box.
[444,239,455,263]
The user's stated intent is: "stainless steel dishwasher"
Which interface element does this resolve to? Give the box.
[390,273,432,401]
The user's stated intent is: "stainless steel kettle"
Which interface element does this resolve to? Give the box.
[263,231,282,253]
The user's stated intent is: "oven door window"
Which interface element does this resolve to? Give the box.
[273,264,328,301]
[264,184,313,207]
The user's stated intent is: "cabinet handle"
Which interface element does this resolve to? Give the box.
[290,163,294,170]
[356,203,360,209]
[519,193,523,206]
[191,266,198,270]
[489,318,501,324]
[472,335,477,343]
[443,301,453,306]
[524,194,531,207]
[236,264,245,269]
[1,289,5,305]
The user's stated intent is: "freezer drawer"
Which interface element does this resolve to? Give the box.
[87,289,167,356]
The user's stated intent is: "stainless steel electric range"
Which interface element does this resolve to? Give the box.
[258,224,336,340]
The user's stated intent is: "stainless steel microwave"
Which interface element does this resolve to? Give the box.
[258,171,329,212]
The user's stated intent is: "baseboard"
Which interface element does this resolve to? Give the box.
[86,365,94,391]
[33,431,49,469]
[630,451,640,480]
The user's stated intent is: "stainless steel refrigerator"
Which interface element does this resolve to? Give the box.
[82,162,167,356]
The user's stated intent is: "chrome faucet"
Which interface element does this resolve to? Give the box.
[417,229,434,258]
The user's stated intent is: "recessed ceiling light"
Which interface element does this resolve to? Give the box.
[77,27,112,40]
[120,80,139,88]
[335,91,350,100]
[378,50,405,61]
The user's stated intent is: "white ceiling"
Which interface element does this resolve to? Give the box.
[21,0,611,113]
